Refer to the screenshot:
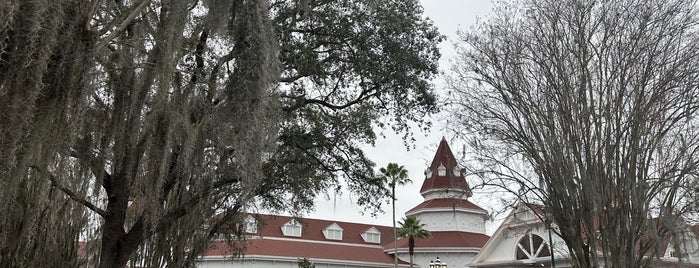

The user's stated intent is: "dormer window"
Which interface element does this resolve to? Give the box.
[281,219,302,237]
[670,246,677,257]
[245,216,257,234]
[425,169,433,179]
[322,223,343,240]
[437,163,446,176]
[361,227,381,243]
[453,167,460,176]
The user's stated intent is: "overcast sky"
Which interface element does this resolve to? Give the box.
[306,0,500,234]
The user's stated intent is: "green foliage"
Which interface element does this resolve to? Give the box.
[380,163,412,189]
[266,0,443,215]
[397,215,430,267]
[397,216,430,240]
[0,0,442,267]
[298,257,315,268]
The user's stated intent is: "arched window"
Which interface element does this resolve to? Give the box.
[515,233,550,260]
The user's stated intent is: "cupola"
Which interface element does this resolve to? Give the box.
[419,137,471,199]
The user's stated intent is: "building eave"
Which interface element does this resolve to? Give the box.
[385,247,482,254]
[406,207,488,217]
[198,254,412,267]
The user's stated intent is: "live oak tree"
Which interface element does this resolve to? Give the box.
[0,0,442,268]
[270,0,441,213]
[450,0,699,267]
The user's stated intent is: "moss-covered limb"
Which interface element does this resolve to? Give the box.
[0,0,443,266]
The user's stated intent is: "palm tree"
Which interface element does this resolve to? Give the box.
[397,216,431,268]
[380,163,412,268]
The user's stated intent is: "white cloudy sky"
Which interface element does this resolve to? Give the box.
[306,0,502,233]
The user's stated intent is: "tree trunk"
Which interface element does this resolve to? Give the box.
[393,184,397,268]
[98,214,145,268]
[409,237,415,268]
[98,170,146,268]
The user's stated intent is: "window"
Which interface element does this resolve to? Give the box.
[245,217,257,234]
[437,163,446,176]
[669,245,681,258]
[282,219,302,237]
[362,227,381,243]
[515,233,550,260]
[323,223,343,240]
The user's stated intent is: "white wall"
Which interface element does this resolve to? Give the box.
[197,257,403,268]
[415,211,486,233]
[478,224,565,263]
[413,252,477,268]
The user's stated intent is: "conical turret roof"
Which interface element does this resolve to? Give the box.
[419,137,470,195]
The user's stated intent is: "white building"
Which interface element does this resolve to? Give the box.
[471,203,699,268]
[198,138,491,268]
[388,138,489,268]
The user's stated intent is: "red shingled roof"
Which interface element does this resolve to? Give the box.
[203,214,407,265]
[387,231,490,249]
[249,214,395,245]
[406,198,487,214]
[205,239,406,264]
[420,138,470,193]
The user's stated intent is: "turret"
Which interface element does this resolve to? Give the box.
[419,137,471,200]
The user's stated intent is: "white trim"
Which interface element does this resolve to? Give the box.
[469,257,559,267]
[385,247,481,254]
[323,223,343,240]
[420,188,470,197]
[406,207,488,216]
[259,236,385,249]
[471,205,519,263]
[198,254,413,268]
[281,219,302,237]
[362,226,382,243]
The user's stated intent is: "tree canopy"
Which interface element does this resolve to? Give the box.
[0,0,442,267]
[450,0,699,267]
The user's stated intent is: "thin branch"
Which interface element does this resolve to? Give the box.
[95,0,152,51]
[49,174,107,218]
[282,85,380,112]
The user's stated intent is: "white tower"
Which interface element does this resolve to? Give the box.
[392,138,489,268]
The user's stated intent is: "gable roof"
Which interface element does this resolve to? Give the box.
[473,203,699,267]
[324,222,343,230]
[419,138,470,194]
